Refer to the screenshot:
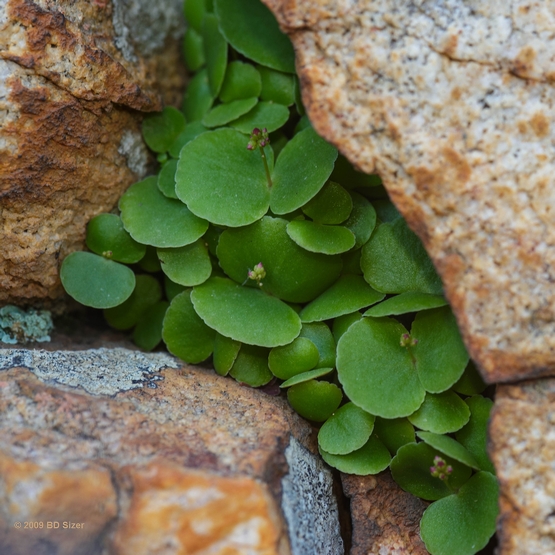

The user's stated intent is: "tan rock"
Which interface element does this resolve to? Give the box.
[0,0,185,308]
[342,472,428,555]
[489,379,555,555]
[0,346,344,554]
[112,463,287,555]
[263,0,555,383]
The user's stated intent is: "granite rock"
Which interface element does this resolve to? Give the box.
[489,379,555,555]
[0,346,344,555]
[342,472,428,555]
[263,0,555,383]
[0,0,185,308]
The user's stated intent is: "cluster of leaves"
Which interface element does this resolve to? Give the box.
[60,0,498,553]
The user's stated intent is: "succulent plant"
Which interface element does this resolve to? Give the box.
[60,0,499,552]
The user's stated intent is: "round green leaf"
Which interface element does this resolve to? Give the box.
[343,192,377,249]
[219,61,262,102]
[365,292,448,317]
[361,218,443,294]
[213,333,241,376]
[164,275,186,302]
[270,127,338,215]
[182,69,214,122]
[287,379,342,422]
[417,432,480,470]
[299,322,336,369]
[60,252,135,309]
[279,367,333,388]
[157,159,178,199]
[229,344,273,387]
[257,65,295,105]
[133,301,169,351]
[412,306,469,393]
[138,245,162,273]
[455,396,495,474]
[332,312,362,343]
[214,0,295,73]
[341,248,362,275]
[318,402,375,455]
[420,472,499,555]
[408,391,470,434]
[286,221,355,255]
[294,76,305,116]
[302,181,353,224]
[330,154,380,189]
[142,106,186,154]
[202,13,228,96]
[202,97,258,128]
[216,216,343,303]
[191,277,301,347]
[373,417,416,455]
[372,199,401,223]
[337,318,425,418]
[104,274,162,330]
[183,27,205,71]
[230,101,290,134]
[184,0,207,31]
[86,213,146,264]
[451,361,487,396]
[176,129,270,227]
[162,290,215,363]
[390,442,472,501]
[157,240,212,287]
[269,337,319,380]
[119,177,208,248]
[300,275,385,323]
[169,121,208,158]
[319,434,391,475]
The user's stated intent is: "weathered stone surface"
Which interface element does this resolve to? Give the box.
[263,0,555,384]
[0,0,185,308]
[342,472,428,555]
[489,379,555,555]
[0,346,344,555]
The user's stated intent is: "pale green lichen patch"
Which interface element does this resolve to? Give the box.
[0,306,53,344]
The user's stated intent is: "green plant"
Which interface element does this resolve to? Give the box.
[60,0,499,552]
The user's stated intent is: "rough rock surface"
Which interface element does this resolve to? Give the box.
[0,346,344,555]
[342,472,429,555]
[490,378,555,555]
[263,0,555,384]
[0,0,185,308]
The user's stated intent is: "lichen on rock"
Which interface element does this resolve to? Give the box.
[0,305,53,344]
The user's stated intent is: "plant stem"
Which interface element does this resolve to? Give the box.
[260,146,272,188]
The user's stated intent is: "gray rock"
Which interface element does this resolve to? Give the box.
[0,345,344,554]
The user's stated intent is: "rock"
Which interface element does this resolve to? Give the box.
[0,346,344,555]
[342,472,428,555]
[0,0,185,309]
[263,0,555,384]
[489,379,555,555]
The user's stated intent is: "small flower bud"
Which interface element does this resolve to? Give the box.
[247,262,266,284]
[430,456,453,481]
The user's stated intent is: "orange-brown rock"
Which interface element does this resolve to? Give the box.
[0,0,185,309]
[490,379,555,555]
[0,346,344,554]
[263,0,555,384]
[342,472,429,555]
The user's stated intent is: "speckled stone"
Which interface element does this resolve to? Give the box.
[263,0,555,384]
[490,379,555,555]
[0,0,185,308]
[342,472,428,555]
[0,347,344,555]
